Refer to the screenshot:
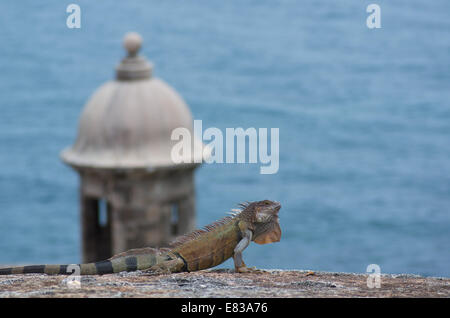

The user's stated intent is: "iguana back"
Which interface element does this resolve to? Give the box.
[171,216,241,271]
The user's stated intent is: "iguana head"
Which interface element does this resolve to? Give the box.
[241,200,282,245]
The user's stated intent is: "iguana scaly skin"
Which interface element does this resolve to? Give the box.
[0,200,281,275]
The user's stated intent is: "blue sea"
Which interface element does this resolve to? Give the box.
[0,0,449,277]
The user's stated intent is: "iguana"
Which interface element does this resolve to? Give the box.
[0,200,281,275]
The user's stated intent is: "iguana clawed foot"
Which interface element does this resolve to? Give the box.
[142,257,185,275]
[142,264,172,276]
[235,266,266,274]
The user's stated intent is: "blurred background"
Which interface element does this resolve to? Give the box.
[0,0,449,277]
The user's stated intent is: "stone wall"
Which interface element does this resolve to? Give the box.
[0,269,448,298]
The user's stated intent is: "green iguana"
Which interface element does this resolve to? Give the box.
[0,200,281,275]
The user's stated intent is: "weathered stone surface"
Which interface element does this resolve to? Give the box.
[0,269,448,298]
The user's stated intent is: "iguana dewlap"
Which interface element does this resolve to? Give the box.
[0,200,281,275]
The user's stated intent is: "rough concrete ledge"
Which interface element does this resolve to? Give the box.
[0,269,448,298]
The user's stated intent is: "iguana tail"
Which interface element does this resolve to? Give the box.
[0,247,170,275]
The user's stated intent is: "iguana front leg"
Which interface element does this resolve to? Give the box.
[233,228,262,273]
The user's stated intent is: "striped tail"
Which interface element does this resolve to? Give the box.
[0,247,168,275]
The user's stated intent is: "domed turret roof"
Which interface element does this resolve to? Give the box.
[61,32,203,170]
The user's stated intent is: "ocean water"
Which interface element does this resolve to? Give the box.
[0,0,449,277]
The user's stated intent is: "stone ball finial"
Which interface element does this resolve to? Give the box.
[123,32,142,57]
